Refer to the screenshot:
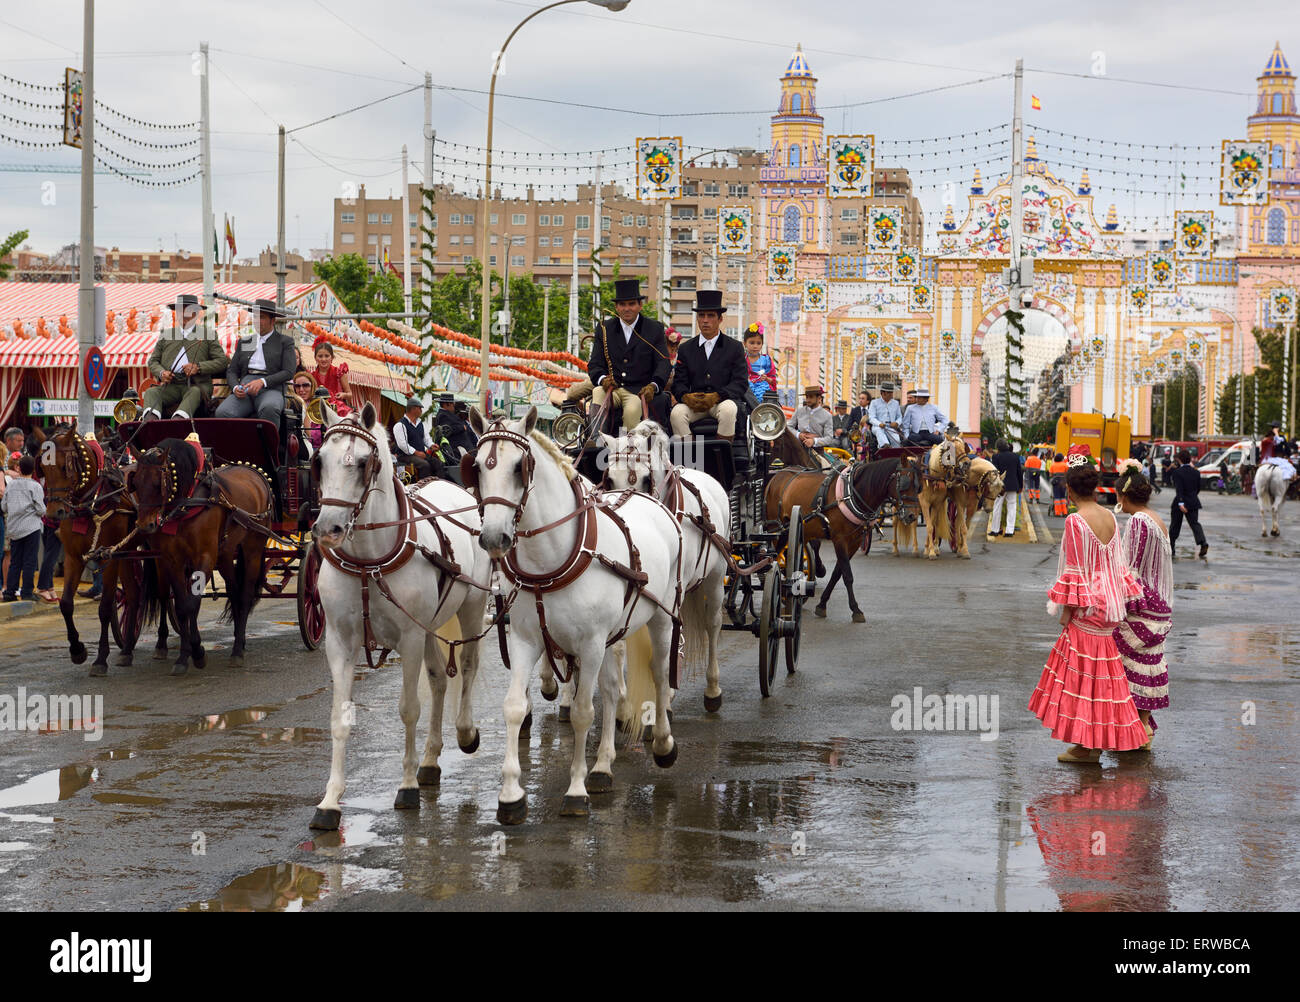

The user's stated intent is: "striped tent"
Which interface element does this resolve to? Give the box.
[0,280,412,422]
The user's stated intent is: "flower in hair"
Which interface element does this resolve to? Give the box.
[1067,453,1091,468]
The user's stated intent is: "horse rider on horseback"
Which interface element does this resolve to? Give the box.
[791,385,837,460]
[868,382,903,449]
[900,388,947,449]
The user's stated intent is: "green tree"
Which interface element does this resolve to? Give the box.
[1216,325,1298,436]
[0,229,30,279]
[1150,364,1201,439]
[313,253,405,315]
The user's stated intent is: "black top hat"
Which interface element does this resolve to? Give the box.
[169,293,200,312]
[612,278,645,302]
[252,298,290,320]
[692,289,727,313]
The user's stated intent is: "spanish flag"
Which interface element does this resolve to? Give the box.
[1030,95,1042,111]
[225,215,236,256]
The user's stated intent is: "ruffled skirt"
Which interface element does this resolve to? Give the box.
[1113,607,1170,718]
[1029,616,1149,751]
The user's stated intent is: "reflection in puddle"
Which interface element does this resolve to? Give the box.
[181,863,327,912]
[0,765,97,810]
[135,706,280,750]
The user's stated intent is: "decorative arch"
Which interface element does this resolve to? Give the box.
[971,294,1083,353]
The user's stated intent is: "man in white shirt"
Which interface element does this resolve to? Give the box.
[867,381,903,449]
[392,397,440,480]
[216,298,296,423]
[668,290,748,440]
[586,278,670,431]
[141,294,228,420]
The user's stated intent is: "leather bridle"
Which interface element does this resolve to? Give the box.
[316,419,384,538]
[468,419,536,530]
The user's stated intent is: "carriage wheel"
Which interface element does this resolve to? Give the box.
[111,561,146,652]
[758,565,781,697]
[783,509,807,676]
[297,544,327,651]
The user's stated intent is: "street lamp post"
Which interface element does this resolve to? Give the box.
[477,0,630,416]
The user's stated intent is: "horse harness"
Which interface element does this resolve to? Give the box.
[468,418,685,688]
[316,417,489,672]
[47,432,136,551]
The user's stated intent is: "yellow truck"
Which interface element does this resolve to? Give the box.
[1053,413,1133,504]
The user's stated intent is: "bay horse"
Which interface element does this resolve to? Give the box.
[468,405,684,824]
[603,420,730,713]
[40,420,163,675]
[310,403,490,831]
[133,437,272,676]
[765,457,921,623]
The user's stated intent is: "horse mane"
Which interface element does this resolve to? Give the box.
[143,437,203,496]
[968,456,997,479]
[628,420,671,467]
[529,429,577,481]
[772,429,817,469]
[854,457,901,501]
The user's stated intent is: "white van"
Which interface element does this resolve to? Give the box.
[1194,439,1258,486]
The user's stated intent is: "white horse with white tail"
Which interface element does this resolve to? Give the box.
[603,420,730,714]
[467,406,684,825]
[310,403,490,831]
[1254,456,1294,537]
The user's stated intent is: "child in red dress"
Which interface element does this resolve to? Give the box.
[1028,456,1148,763]
[311,338,353,415]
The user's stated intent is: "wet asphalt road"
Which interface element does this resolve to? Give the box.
[0,493,1296,911]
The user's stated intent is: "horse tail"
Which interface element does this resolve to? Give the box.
[621,626,659,742]
[220,539,269,624]
[139,558,164,628]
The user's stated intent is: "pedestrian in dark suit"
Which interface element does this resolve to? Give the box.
[586,277,670,431]
[669,289,748,440]
[1169,449,1208,558]
[215,299,297,423]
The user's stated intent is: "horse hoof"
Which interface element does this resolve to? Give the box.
[309,808,342,831]
[586,771,614,794]
[88,663,108,678]
[170,661,190,677]
[540,679,558,701]
[229,655,244,668]
[813,605,826,619]
[114,652,132,667]
[393,787,420,810]
[703,692,722,713]
[852,610,866,624]
[926,554,937,561]
[496,798,527,826]
[1271,529,1280,537]
[653,742,679,769]
[459,729,480,754]
[417,765,441,787]
[70,644,88,666]
[558,704,571,723]
[193,650,207,670]
[152,646,169,661]
[560,795,590,817]
[521,711,533,736]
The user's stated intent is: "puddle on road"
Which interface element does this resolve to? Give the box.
[90,792,169,806]
[0,765,98,811]
[181,862,327,912]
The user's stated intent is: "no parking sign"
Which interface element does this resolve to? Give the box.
[83,345,106,396]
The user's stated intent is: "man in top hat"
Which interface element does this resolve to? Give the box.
[867,381,903,449]
[141,294,229,421]
[669,289,748,440]
[216,298,297,423]
[899,387,948,448]
[587,277,670,431]
[790,385,836,455]
[435,391,476,461]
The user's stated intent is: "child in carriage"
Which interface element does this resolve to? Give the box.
[743,323,777,402]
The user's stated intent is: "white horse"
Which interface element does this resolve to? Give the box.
[1254,462,1290,537]
[468,405,683,824]
[310,403,490,831]
[603,420,730,713]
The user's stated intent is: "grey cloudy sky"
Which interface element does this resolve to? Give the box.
[0,0,1287,258]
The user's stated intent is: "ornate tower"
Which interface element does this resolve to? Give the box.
[1242,42,1299,257]
[761,44,827,248]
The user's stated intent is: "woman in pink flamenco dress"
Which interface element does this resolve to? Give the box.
[1028,457,1149,763]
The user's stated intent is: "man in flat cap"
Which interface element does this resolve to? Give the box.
[393,396,441,481]
[790,385,836,456]
[216,298,297,424]
[900,387,948,448]
[669,289,748,441]
[587,277,670,432]
[867,381,903,449]
[142,294,229,421]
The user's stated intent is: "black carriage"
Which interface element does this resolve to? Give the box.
[552,395,810,697]
[112,415,326,653]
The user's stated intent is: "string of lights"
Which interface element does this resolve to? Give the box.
[0,89,63,111]
[0,129,63,151]
[92,153,200,187]
[0,109,58,131]
[94,118,200,149]
[92,98,198,131]
[1032,125,1217,151]
[1033,140,1216,167]
[0,70,59,92]
[94,140,200,172]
